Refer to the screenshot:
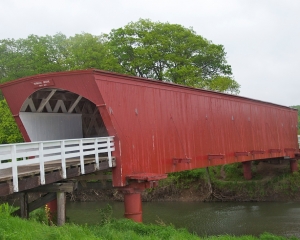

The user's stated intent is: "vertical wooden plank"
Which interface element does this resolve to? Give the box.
[20,192,29,219]
[61,141,66,178]
[107,137,112,167]
[11,145,18,192]
[57,192,66,226]
[79,139,85,174]
[39,142,45,184]
[95,138,99,170]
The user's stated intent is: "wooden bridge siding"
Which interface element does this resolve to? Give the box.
[1,70,298,188]
[96,73,298,186]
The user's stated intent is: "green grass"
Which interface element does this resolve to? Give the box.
[167,168,207,188]
[0,203,297,240]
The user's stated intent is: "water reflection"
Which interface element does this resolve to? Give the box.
[66,201,300,238]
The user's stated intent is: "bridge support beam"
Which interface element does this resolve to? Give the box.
[119,173,168,223]
[123,190,142,222]
[57,192,66,226]
[37,183,74,225]
[290,159,298,173]
[46,192,66,226]
[119,185,143,223]
[242,161,252,180]
[20,192,29,219]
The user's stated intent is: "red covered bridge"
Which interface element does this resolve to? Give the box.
[0,69,298,223]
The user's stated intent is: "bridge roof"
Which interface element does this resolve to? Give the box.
[0,69,295,110]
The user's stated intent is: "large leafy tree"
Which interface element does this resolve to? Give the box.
[0,33,110,84]
[108,19,239,93]
[64,33,114,71]
[0,34,67,83]
[0,100,23,144]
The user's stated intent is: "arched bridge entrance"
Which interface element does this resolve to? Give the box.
[20,88,108,141]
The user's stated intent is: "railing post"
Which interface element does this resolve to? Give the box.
[94,138,99,170]
[39,142,45,185]
[79,139,85,174]
[107,137,112,168]
[11,145,18,192]
[61,140,66,178]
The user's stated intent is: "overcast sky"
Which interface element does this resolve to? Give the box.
[1,0,299,106]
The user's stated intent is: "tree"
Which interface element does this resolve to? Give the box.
[0,21,239,94]
[0,100,23,144]
[0,33,111,84]
[64,33,114,71]
[0,34,67,83]
[108,19,239,93]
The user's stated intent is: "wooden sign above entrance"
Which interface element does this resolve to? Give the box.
[31,79,55,88]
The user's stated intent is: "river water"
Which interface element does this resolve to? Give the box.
[66,201,300,238]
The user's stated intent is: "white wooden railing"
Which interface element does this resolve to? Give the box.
[0,137,115,192]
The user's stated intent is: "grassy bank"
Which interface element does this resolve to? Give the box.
[0,203,298,240]
[62,160,300,202]
[144,161,300,202]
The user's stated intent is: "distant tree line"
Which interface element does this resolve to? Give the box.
[0,19,240,144]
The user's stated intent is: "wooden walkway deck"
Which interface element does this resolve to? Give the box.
[0,137,115,196]
[0,156,115,196]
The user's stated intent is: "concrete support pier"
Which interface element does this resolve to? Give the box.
[124,191,142,222]
[242,161,252,180]
[119,173,167,223]
[290,159,298,173]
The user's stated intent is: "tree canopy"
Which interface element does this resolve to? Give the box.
[0,33,110,84]
[0,19,239,93]
[108,19,239,93]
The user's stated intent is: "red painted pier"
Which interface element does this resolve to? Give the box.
[0,69,298,224]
